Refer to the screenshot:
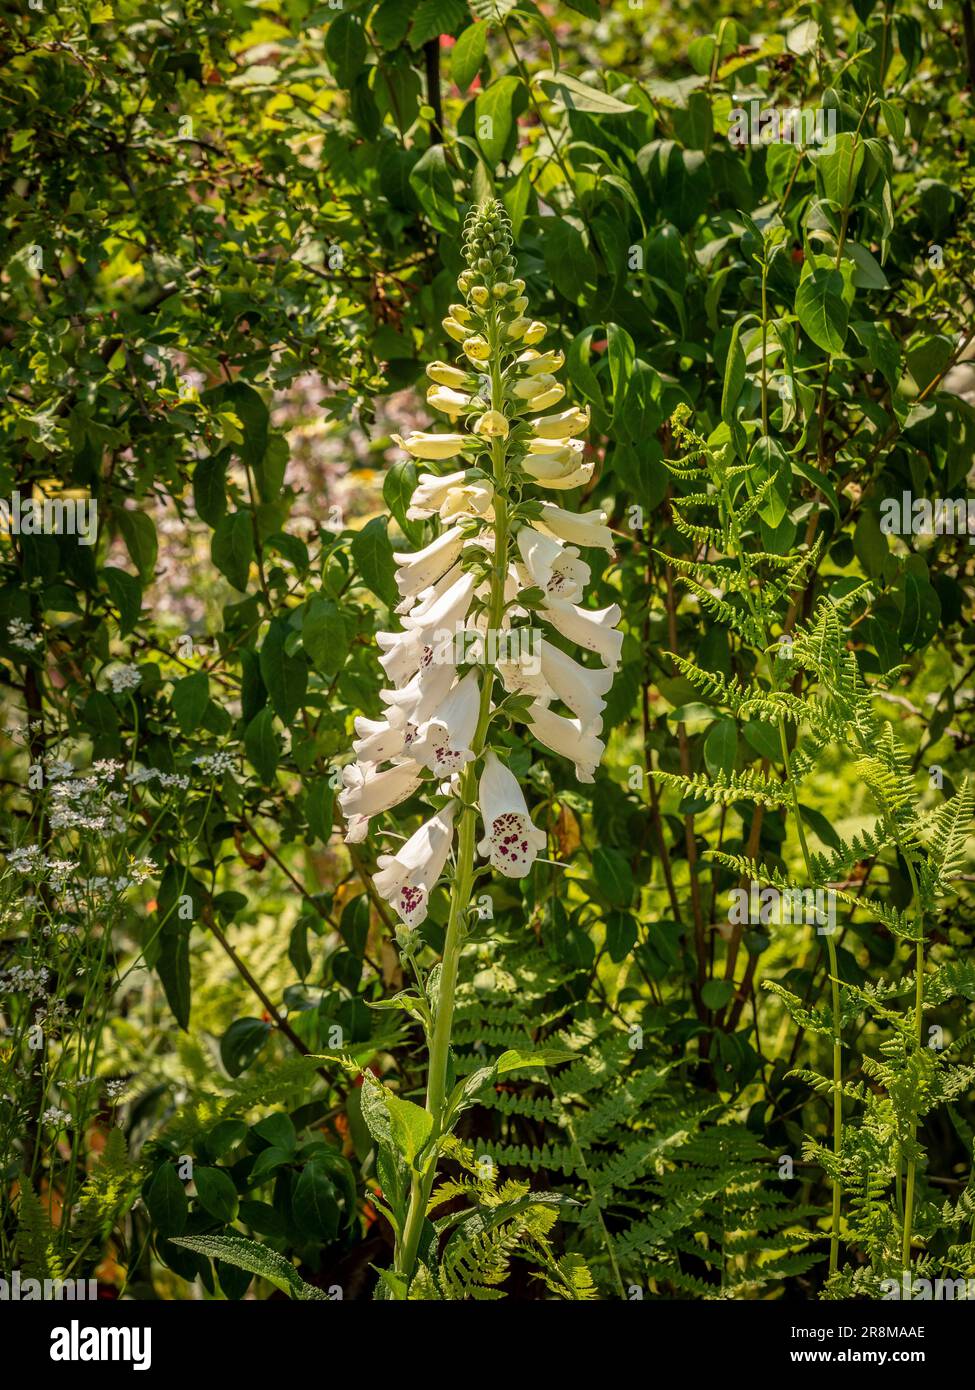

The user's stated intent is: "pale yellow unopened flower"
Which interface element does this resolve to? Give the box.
[523,321,547,345]
[512,373,556,400]
[443,316,468,342]
[426,361,470,389]
[512,375,565,411]
[448,303,474,326]
[532,405,590,440]
[463,335,490,362]
[392,431,468,460]
[527,438,576,460]
[474,409,510,439]
[506,317,531,340]
[426,385,470,420]
[517,348,565,375]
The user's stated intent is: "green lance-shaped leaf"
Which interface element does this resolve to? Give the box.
[170,1235,330,1300]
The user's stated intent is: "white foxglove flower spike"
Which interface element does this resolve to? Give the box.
[340,197,621,1291]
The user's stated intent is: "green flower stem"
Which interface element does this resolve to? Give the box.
[395,305,511,1294]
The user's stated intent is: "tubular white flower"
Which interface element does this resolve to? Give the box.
[393,526,466,597]
[476,751,546,878]
[392,431,468,461]
[381,659,456,729]
[339,759,424,841]
[536,501,615,552]
[516,527,590,602]
[400,570,476,637]
[527,703,605,784]
[411,670,480,776]
[373,800,460,928]
[473,409,509,439]
[376,626,428,687]
[539,640,614,724]
[542,594,624,670]
[406,472,493,522]
[352,716,408,765]
[511,375,566,413]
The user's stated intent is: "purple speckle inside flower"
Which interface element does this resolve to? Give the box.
[397,883,427,927]
[489,812,532,873]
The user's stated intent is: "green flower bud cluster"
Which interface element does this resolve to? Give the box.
[449,199,533,356]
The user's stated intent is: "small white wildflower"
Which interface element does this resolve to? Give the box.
[193,750,236,776]
[109,664,142,693]
[8,618,43,652]
[6,845,44,874]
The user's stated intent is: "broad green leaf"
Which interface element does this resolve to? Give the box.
[172,671,209,735]
[409,144,459,232]
[220,1017,272,1078]
[103,566,142,636]
[475,75,524,166]
[721,317,748,422]
[795,268,848,352]
[325,13,367,88]
[851,320,901,389]
[704,718,737,776]
[351,516,398,607]
[118,510,157,582]
[193,454,228,528]
[385,1094,433,1166]
[533,69,635,115]
[592,844,635,907]
[305,779,334,844]
[259,617,307,724]
[292,1163,339,1240]
[899,572,940,652]
[496,1046,575,1074]
[194,1166,239,1223]
[212,512,254,592]
[451,22,487,90]
[145,1163,188,1239]
[244,707,280,784]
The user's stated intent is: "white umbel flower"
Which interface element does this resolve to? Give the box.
[476,751,547,878]
[373,800,460,928]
